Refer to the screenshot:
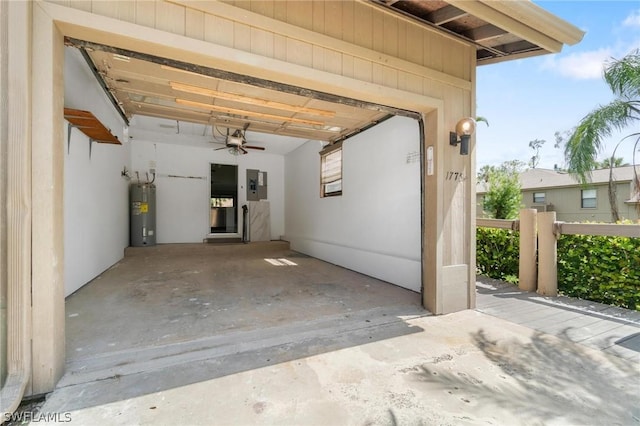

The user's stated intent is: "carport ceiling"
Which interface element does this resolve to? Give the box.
[73,42,394,143]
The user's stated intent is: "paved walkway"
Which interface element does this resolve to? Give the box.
[476,276,640,363]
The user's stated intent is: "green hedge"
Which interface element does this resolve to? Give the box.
[476,228,640,310]
[476,227,519,284]
[558,234,640,311]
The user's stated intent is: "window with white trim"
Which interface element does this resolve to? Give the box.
[581,189,597,208]
[533,192,546,203]
[320,144,342,197]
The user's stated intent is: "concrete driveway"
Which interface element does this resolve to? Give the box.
[38,309,639,425]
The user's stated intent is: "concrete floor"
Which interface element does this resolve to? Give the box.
[63,242,424,387]
[33,244,639,425]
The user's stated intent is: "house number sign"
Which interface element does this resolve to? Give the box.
[446,171,466,181]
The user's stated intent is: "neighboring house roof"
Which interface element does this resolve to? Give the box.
[520,166,638,190]
[477,166,640,193]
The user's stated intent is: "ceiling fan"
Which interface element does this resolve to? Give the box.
[212,123,265,155]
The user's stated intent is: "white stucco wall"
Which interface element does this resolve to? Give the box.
[284,116,422,292]
[130,135,286,243]
[64,48,130,297]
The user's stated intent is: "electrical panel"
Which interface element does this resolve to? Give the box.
[247,169,267,201]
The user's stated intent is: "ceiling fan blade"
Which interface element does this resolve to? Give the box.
[244,145,266,151]
[213,146,227,151]
[240,147,248,154]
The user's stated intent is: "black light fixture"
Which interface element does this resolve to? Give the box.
[449,117,476,155]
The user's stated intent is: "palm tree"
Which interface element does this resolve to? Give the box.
[597,156,628,169]
[564,49,640,184]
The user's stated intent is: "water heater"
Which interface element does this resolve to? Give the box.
[130,183,156,246]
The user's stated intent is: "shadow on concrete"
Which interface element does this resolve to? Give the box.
[47,307,426,413]
[412,328,640,425]
[616,332,640,352]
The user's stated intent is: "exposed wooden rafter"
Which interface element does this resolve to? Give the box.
[175,98,326,127]
[463,24,507,42]
[170,82,336,118]
[426,5,468,26]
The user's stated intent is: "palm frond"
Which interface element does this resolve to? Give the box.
[564,99,639,184]
[604,49,640,100]
[476,116,489,126]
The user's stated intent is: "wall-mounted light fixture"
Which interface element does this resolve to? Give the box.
[449,118,476,155]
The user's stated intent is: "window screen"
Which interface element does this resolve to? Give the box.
[581,189,596,208]
[533,192,546,203]
[320,144,342,197]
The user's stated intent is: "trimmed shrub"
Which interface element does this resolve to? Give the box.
[558,234,640,310]
[476,227,519,284]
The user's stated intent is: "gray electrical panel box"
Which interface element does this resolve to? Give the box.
[247,169,267,201]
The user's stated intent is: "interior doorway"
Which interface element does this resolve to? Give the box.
[210,164,238,234]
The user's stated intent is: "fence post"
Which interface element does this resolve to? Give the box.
[518,209,537,292]
[537,211,558,296]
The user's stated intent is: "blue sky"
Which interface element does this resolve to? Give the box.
[476,1,640,170]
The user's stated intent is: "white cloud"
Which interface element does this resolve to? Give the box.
[541,48,611,80]
[623,9,640,28]
[540,8,640,81]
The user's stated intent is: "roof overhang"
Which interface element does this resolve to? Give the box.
[369,0,585,65]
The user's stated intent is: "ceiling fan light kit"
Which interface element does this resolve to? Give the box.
[227,130,244,147]
[212,124,265,155]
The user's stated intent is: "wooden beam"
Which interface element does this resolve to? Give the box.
[427,5,468,26]
[132,100,212,117]
[175,98,326,126]
[559,222,640,238]
[477,218,519,230]
[447,0,563,53]
[463,24,507,42]
[170,81,336,117]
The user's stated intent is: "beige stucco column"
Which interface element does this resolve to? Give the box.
[537,211,558,296]
[519,209,538,292]
[0,0,33,414]
[30,3,66,395]
[422,111,444,314]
